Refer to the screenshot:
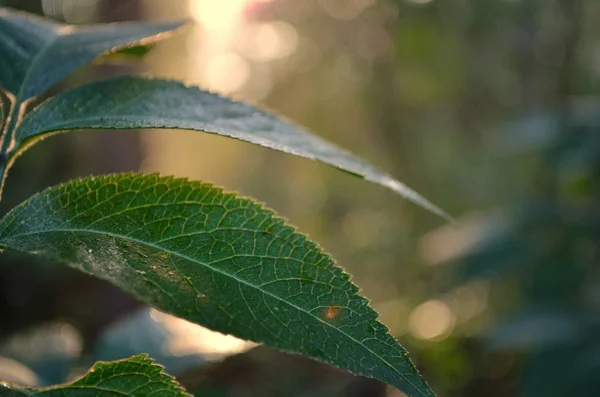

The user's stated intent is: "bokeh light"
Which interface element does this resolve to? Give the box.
[189,0,247,32]
[408,299,456,340]
[204,52,250,94]
[245,21,299,61]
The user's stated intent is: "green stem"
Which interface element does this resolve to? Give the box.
[0,97,26,204]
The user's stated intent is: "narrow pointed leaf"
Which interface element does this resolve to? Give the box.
[0,174,434,397]
[0,354,191,396]
[0,7,181,99]
[15,76,448,219]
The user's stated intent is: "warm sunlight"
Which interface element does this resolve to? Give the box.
[149,309,255,359]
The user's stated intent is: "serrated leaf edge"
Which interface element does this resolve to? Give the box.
[12,75,451,221]
[0,172,433,396]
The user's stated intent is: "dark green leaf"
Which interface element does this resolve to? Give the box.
[15,76,448,219]
[0,173,434,397]
[0,7,182,100]
[0,354,191,396]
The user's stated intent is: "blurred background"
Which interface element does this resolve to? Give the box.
[0,0,599,396]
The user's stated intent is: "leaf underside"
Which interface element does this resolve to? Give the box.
[0,173,434,397]
[0,7,182,100]
[0,354,191,396]
[14,76,449,219]
[0,7,447,219]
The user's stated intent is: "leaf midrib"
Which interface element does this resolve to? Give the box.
[0,226,423,395]
[44,385,134,396]
[17,114,279,142]
[15,27,61,102]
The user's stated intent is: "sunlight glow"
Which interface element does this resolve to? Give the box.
[183,0,288,98]
[252,21,299,61]
[189,0,277,31]
[204,52,251,94]
[150,309,255,359]
[189,0,247,32]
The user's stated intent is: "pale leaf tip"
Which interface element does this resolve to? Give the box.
[382,177,453,222]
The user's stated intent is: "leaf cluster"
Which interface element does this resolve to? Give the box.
[0,8,446,396]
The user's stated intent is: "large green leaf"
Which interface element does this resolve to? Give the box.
[14,76,448,219]
[0,354,191,396]
[0,173,434,397]
[0,7,181,100]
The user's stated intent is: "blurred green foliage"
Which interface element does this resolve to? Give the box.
[451,112,600,397]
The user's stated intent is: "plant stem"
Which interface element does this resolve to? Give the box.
[0,97,26,204]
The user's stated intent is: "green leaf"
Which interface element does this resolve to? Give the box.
[0,354,191,396]
[0,173,434,397]
[0,7,182,100]
[14,76,448,219]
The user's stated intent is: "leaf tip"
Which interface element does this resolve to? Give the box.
[380,176,453,222]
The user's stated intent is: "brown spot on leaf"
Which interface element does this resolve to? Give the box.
[324,306,341,320]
